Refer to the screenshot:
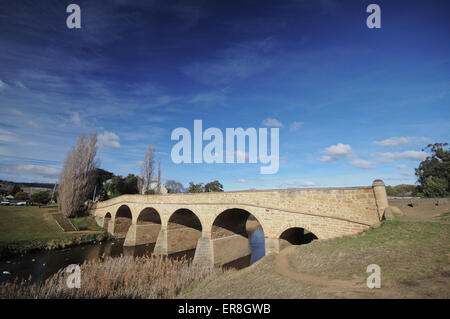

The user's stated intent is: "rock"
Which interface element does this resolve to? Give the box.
[408,199,419,207]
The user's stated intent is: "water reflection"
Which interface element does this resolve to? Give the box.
[0,225,266,284]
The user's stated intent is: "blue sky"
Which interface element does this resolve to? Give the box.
[0,0,449,190]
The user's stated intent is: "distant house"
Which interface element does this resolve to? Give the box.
[141,181,168,195]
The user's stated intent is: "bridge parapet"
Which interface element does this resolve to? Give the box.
[91,184,384,226]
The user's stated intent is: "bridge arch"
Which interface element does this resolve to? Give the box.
[211,208,263,239]
[275,221,322,241]
[114,204,133,237]
[278,227,318,251]
[164,208,203,255]
[210,207,266,265]
[137,207,161,225]
[168,208,202,231]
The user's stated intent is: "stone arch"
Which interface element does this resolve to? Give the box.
[279,227,318,250]
[114,204,132,237]
[165,208,203,255]
[208,205,267,236]
[168,208,202,231]
[211,208,264,239]
[210,208,265,265]
[137,207,161,225]
[274,220,323,241]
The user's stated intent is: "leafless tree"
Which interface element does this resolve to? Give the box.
[141,144,155,193]
[156,159,161,193]
[58,133,98,217]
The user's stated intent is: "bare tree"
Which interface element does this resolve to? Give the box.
[156,159,161,193]
[58,133,98,217]
[141,144,155,193]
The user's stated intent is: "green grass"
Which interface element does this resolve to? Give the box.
[182,220,450,298]
[0,206,105,256]
[288,220,450,283]
[326,220,448,251]
[70,215,103,231]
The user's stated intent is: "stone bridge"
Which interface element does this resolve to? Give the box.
[89,180,388,266]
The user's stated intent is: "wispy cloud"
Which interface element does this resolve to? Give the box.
[373,136,430,147]
[349,158,375,169]
[182,39,275,86]
[279,180,318,188]
[289,121,304,132]
[69,112,82,127]
[0,163,60,180]
[0,80,7,91]
[262,117,283,127]
[374,151,428,162]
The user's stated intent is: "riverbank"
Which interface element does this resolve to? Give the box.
[0,206,106,258]
[180,219,450,298]
[0,254,227,298]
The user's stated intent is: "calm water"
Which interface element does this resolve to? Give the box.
[0,226,266,284]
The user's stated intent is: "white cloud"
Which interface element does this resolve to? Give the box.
[98,131,121,148]
[396,164,408,169]
[10,108,40,128]
[319,143,352,162]
[0,164,60,179]
[0,79,7,91]
[375,150,428,162]
[289,121,304,132]
[373,136,430,147]
[262,117,283,127]
[323,143,353,156]
[279,180,318,188]
[350,158,375,169]
[319,155,338,163]
[237,178,247,183]
[15,81,27,89]
[0,128,17,143]
[69,112,82,127]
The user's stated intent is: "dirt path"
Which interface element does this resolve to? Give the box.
[273,246,366,294]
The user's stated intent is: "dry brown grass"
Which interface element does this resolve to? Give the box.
[0,254,223,299]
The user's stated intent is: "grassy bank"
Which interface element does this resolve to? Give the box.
[181,220,450,298]
[0,206,105,258]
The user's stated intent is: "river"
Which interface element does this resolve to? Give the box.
[0,226,265,284]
